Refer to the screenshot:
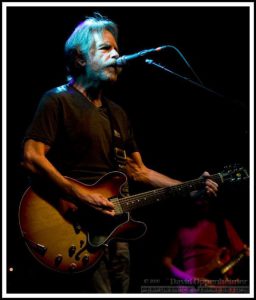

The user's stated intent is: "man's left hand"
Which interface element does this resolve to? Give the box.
[202,171,218,197]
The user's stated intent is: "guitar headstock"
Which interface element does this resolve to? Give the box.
[221,164,249,184]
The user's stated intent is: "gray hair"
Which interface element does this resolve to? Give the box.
[64,13,118,80]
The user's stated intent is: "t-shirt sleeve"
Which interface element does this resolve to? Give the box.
[24,92,61,146]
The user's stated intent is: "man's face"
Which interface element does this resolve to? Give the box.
[86,30,120,84]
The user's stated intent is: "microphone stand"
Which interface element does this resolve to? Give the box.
[145,58,224,99]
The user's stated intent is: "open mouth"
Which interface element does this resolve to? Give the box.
[105,66,118,74]
[107,66,116,70]
[104,64,122,76]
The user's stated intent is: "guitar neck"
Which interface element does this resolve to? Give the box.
[220,249,247,275]
[114,173,223,214]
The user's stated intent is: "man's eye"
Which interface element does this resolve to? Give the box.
[100,45,110,50]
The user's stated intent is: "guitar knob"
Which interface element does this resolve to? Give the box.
[69,245,76,257]
[82,255,89,265]
[54,254,63,266]
[69,263,77,272]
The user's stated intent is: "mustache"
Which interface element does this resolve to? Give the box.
[104,61,122,74]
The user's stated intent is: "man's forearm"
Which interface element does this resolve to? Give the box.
[137,167,182,188]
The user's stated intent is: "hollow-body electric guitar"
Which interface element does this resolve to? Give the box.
[19,166,248,274]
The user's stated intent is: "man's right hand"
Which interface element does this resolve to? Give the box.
[72,186,115,216]
[83,192,116,216]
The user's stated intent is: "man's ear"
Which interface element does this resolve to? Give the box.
[76,58,86,67]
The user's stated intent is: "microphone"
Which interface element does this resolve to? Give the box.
[115,46,167,66]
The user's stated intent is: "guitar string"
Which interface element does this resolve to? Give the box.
[111,174,222,212]
[116,174,220,206]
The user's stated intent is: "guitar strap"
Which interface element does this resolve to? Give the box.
[104,98,129,196]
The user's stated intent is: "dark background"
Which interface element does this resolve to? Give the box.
[6,5,250,294]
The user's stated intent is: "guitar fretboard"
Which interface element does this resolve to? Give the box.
[112,173,223,214]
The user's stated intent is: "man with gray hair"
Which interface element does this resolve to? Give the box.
[22,13,218,293]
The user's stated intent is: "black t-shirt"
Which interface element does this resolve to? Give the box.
[24,84,138,183]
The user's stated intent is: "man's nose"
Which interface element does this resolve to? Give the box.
[110,48,119,59]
